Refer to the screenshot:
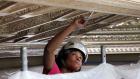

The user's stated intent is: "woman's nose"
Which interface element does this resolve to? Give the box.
[76,55,82,61]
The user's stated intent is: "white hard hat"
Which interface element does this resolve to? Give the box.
[63,40,88,63]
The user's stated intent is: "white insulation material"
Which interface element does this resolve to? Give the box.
[9,62,140,79]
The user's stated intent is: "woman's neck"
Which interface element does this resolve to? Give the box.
[61,68,74,73]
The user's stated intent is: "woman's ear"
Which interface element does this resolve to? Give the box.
[61,59,66,67]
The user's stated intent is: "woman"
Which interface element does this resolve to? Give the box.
[43,17,88,75]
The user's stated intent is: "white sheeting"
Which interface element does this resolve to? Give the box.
[9,62,140,79]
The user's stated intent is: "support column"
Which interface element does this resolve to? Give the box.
[101,45,106,63]
[20,47,28,71]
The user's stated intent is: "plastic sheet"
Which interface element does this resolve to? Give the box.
[9,62,140,79]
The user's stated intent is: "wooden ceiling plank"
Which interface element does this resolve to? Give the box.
[0,9,76,42]
[0,3,33,13]
[0,41,139,47]
[7,0,140,17]
[0,1,16,10]
[0,30,28,43]
[0,9,75,34]
[0,5,45,25]
[31,15,135,42]
[23,14,115,42]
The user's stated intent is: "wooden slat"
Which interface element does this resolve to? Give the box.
[0,10,83,43]
[23,14,115,42]
[0,41,139,47]
[0,9,75,34]
[0,30,28,43]
[0,5,45,25]
[7,0,140,17]
[0,3,31,13]
[0,1,16,10]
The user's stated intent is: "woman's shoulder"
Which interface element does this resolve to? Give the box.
[47,62,62,74]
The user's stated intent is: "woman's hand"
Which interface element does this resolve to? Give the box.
[71,17,86,30]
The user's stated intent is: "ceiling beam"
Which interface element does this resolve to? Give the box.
[0,8,75,34]
[7,0,140,17]
[29,15,136,42]
[0,30,28,43]
[0,41,139,47]
[24,14,115,42]
[99,15,128,24]
[24,24,110,42]
[0,11,89,43]
[0,5,45,25]
[7,13,132,42]
[33,12,91,34]
[86,30,140,35]
[2,28,139,43]
[1,12,110,43]
[0,3,31,13]
[15,13,92,42]
[77,0,140,10]
[79,34,140,42]
[0,1,16,10]
[84,41,140,45]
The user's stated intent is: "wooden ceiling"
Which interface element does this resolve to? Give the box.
[0,0,140,57]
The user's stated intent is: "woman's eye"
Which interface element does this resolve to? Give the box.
[72,53,76,55]
[79,57,82,59]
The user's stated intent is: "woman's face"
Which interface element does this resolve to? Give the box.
[65,51,83,71]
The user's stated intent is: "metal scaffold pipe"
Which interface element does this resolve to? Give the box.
[20,47,28,71]
[101,45,106,63]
